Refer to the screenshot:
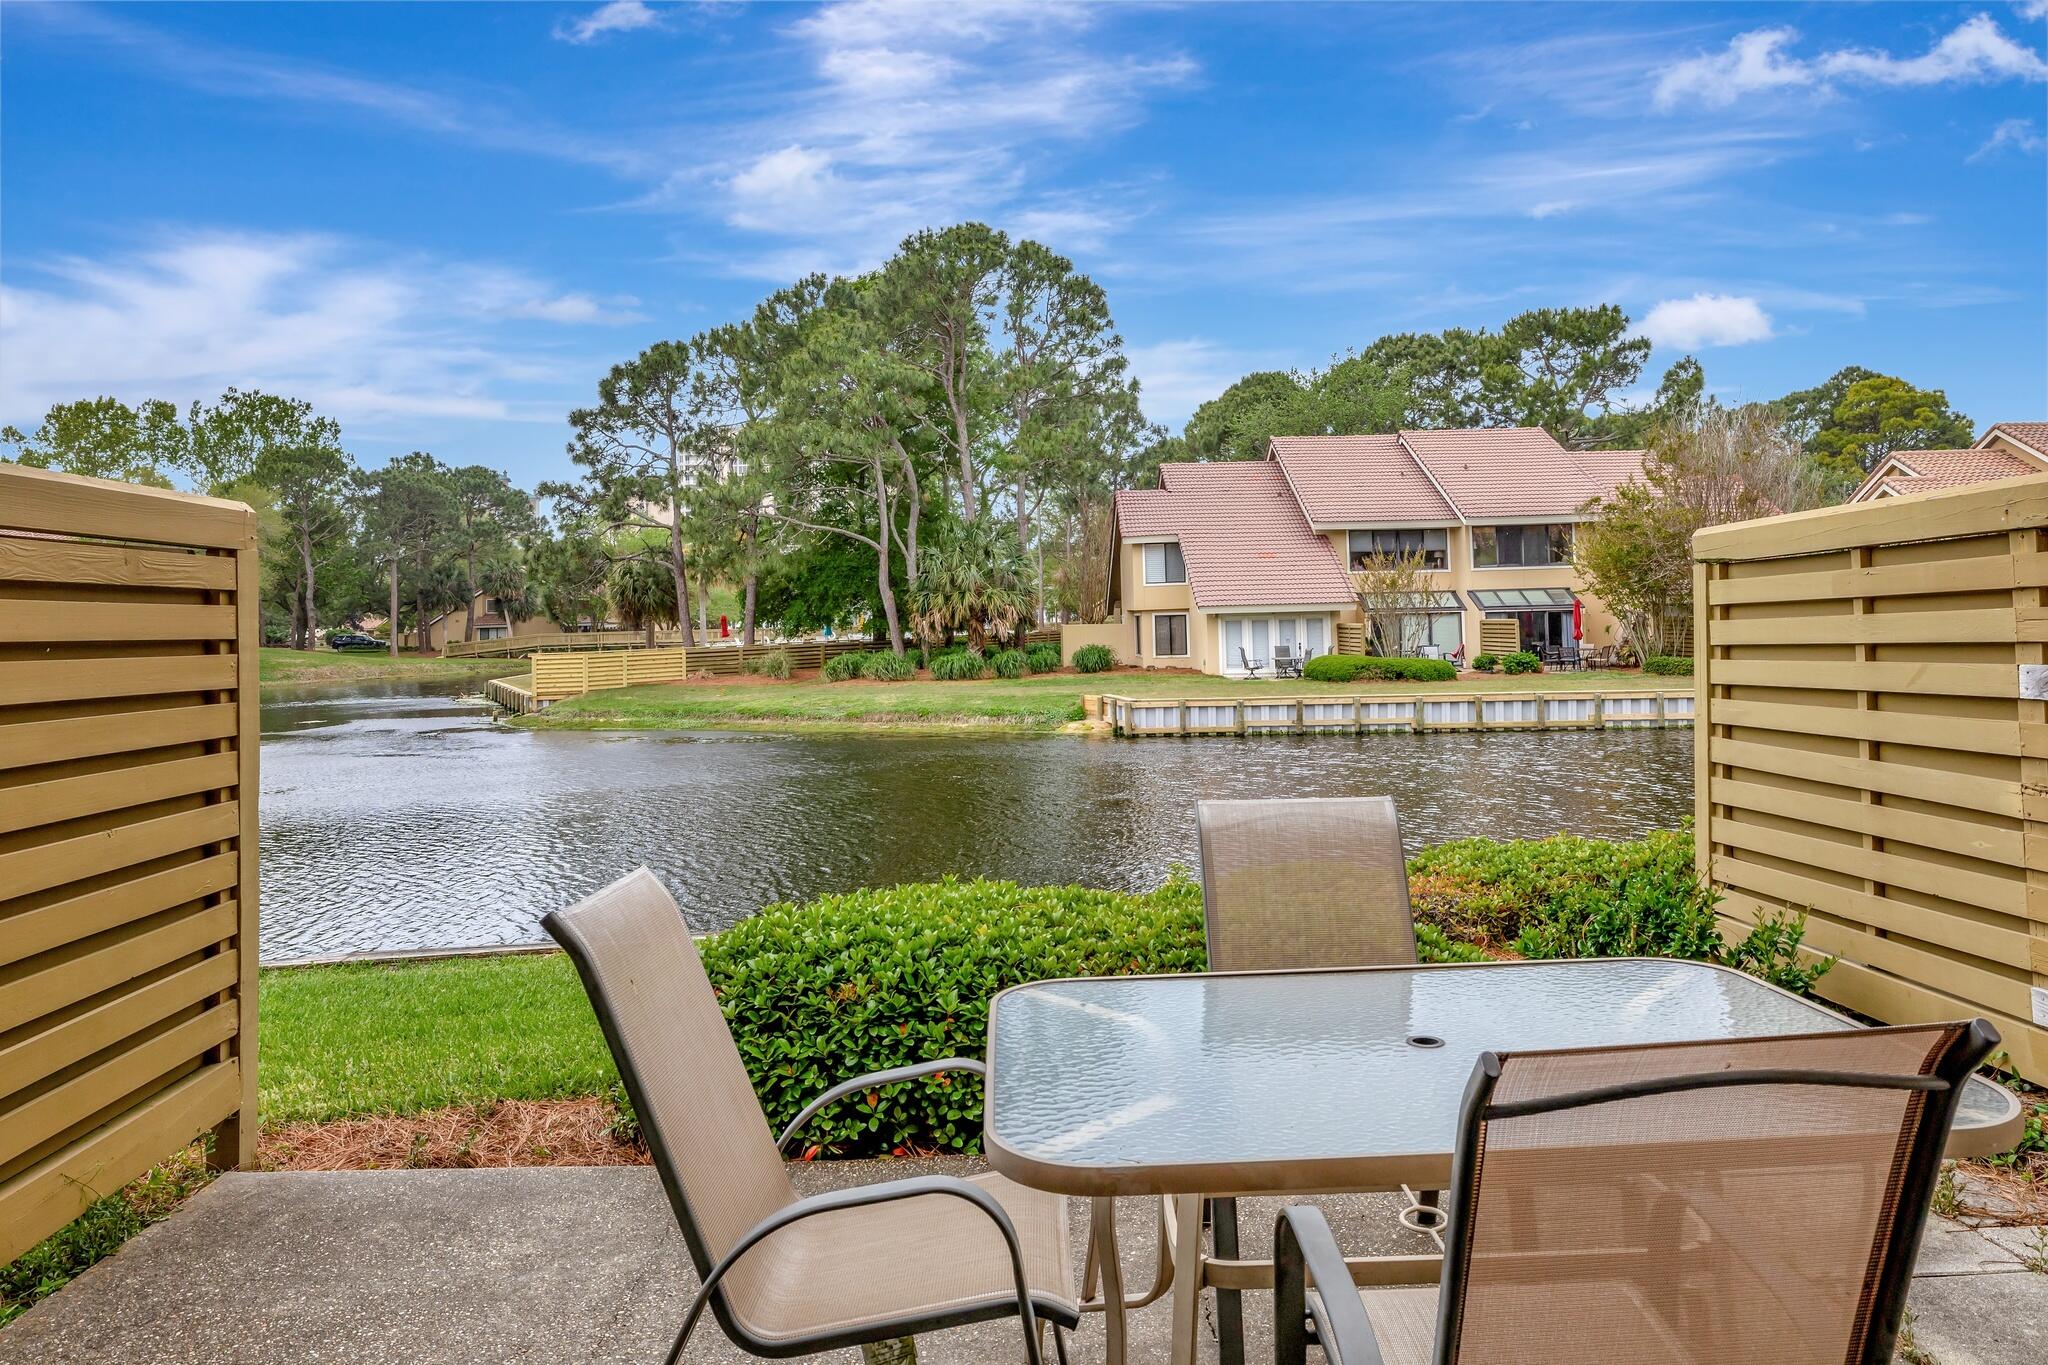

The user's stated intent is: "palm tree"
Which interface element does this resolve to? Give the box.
[607,556,678,648]
[909,520,1033,652]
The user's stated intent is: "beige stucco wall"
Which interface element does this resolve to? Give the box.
[1060,622,1131,666]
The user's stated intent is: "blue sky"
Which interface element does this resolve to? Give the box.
[3,1,2045,485]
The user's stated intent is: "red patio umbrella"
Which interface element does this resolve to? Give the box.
[1572,597,1584,641]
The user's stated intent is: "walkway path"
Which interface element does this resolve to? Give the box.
[2,1162,2039,1364]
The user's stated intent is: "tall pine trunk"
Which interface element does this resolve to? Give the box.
[298,527,317,650]
[388,560,400,657]
[742,573,757,646]
[669,521,696,647]
[464,550,478,642]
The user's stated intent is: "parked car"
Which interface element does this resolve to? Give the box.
[327,632,387,651]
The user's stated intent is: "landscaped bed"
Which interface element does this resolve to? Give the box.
[8,831,2040,1326]
[520,664,1692,733]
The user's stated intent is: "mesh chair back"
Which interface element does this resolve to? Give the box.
[544,868,794,1315]
[1196,797,1416,971]
[1436,1021,1995,1365]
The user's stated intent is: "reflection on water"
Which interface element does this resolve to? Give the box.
[259,680,1694,961]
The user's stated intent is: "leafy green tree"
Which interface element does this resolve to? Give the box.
[447,465,538,643]
[0,397,194,487]
[1183,372,1308,460]
[692,319,794,645]
[1809,375,1975,480]
[1494,305,1650,447]
[754,534,896,638]
[361,453,460,656]
[1768,365,1881,451]
[525,530,610,630]
[1585,355,1705,449]
[1359,330,1494,429]
[909,518,1034,651]
[548,340,710,646]
[607,551,679,648]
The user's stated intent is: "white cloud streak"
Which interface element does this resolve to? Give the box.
[555,1,667,45]
[1970,116,2047,160]
[1656,16,2048,110]
[1636,293,1774,348]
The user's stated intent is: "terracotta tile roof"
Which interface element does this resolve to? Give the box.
[1115,463,1354,609]
[1983,422,2048,459]
[1267,435,1456,525]
[1854,447,2048,501]
[1400,426,1603,520]
[1566,448,1648,501]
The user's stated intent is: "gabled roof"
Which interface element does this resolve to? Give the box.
[1851,445,2048,503]
[1564,447,1648,502]
[1267,435,1455,525]
[1400,427,1605,520]
[1113,462,1354,609]
[1980,422,2048,462]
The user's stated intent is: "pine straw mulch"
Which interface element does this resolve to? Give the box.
[257,1099,650,1171]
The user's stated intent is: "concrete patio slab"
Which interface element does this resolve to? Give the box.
[1,1163,2040,1364]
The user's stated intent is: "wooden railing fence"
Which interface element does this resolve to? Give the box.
[0,464,260,1262]
[1694,475,2048,1082]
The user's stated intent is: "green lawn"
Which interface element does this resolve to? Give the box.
[524,666,1692,733]
[258,647,515,687]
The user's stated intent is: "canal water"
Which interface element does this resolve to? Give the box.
[259,681,1695,962]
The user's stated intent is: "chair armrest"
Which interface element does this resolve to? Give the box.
[671,1172,1042,1365]
[1273,1207,1386,1365]
[776,1058,986,1151]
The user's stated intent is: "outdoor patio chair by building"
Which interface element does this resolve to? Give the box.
[1239,646,1265,678]
[1194,796,1420,1364]
[544,868,1079,1365]
[1271,1020,1998,1365]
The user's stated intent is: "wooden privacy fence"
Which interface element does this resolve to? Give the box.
[1694,475,2048,1082]
[0,464,259,1262]
[531,647,691,700]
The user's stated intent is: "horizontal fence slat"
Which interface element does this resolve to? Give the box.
[0,801,239,902]
[1707,557,2017,605]
[1713,698,2019,755]
[0,955,237,1098]
[0,854,237,969]
[1709,777,2024,867]
[1707,609,2017,646]
[1695,476,2048,561]
[0,1001,238,1169]
[0,703,238,771]
[1712,658,2017,699]
[1788,909,2035,1019]
[0,537,236,591]
[1708,737,2024,819]
[0,465,253,551]
[1709,814,2028,918]
[1711,858,2032,966]
[0,899,239,1035]
[0,1062,239,1264]
[0,751,239,836]
[0,600,237,644]
[0,654,240,707]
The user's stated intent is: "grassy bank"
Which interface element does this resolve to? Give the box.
[524,667,1692,733]
[258,647,514,687]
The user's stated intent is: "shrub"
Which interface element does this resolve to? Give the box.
[1304,654,1457,683]
[929,650,988,681]
[700,875,1490,1157]
[918,643,968,669]
[821,651,869,682]
[744,649,792,680]
[1407,828,1830,994]
[1501,651,1541,674]
[990,649,1028,679]
[1072,643,1114,673]
[1643,655,1694,676]
[861,650,915,681]
[1025,643,1062,674]
[1471,653,1499,672]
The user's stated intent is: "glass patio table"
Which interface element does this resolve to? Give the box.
[983,958,2022,1365]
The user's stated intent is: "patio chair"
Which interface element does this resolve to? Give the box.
[1194,796,1418,1364]
[1239,646,1265,678]
[1273,646,1300,678]
[1272,1019,1999,1365]
[544,868,1079,1364]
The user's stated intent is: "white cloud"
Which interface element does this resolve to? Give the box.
[1970,116,2047,160]
[1655,15,2048,109]
[555,1,666,45]
[1528,200,1574,219]
[0,230,636,433]
[2020,1,2048,20]
[1635,293,1774,348]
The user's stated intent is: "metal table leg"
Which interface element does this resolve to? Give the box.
[1211,1197,1244,1365]
[1167,1193,1205,1365]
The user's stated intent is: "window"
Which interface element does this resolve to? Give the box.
[485,597,506,615]
[1348,528,1447,570]
[1472,523,1573,568]
[1153,613,1189,657]
[1142,542,1186,584]
[1223,615,1331,672]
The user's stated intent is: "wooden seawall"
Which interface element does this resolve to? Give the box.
[1101,688,1694,736]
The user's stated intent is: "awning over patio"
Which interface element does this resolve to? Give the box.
[1469,587,1576,610]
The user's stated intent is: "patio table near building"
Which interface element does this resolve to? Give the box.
[983,957,2024,1365]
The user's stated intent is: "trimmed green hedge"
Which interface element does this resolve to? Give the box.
[1025,644,1062,674]
[1501,651,1542,674]
[990,649,1028,679]
[1470,653,1499,672]
[1072,643,1114,673]
[1303,654,1457,683]
[703,875,1484,1156]
[1643,655,1694,676]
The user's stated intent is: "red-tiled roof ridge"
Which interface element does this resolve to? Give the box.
[1852,445,2048,501]
[1980,422,2048,461]
[1113,461,1353,609]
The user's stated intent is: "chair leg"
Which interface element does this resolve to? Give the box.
[1212,1196,1245,1365]
[1053,1325,1070,1365]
